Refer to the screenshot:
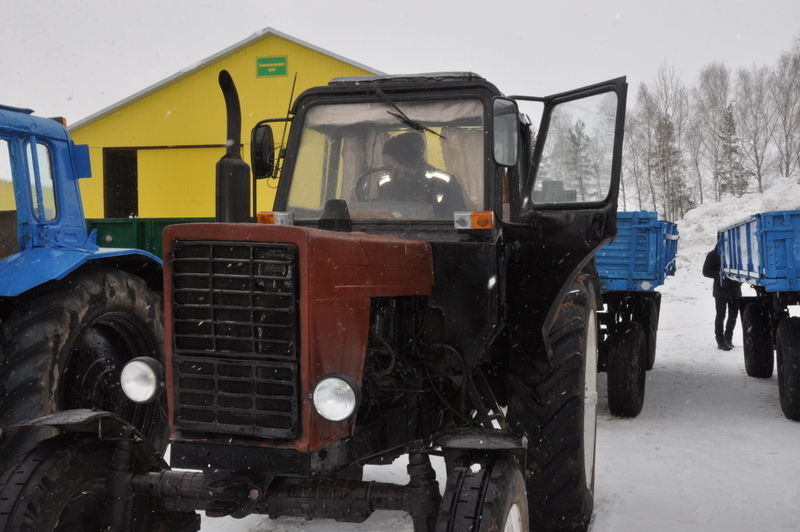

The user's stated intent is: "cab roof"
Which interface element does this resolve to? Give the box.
[0,104,70,140]
[291,72,503,114]
[329,72,486,85]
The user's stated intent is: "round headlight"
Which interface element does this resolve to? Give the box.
[312,376,358,422]
[120,357,163,404]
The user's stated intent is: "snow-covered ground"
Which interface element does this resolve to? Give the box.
[203,179,800,532]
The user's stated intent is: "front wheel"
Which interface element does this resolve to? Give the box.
[0,437,200,532]
[436,456,528,532]
[0,437,156,532]
[777,317,800,420]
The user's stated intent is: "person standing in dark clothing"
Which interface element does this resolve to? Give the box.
[702,244,742,350]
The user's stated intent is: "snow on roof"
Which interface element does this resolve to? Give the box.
[69,27,383,131]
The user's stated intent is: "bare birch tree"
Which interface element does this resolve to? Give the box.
[637,65,690,220]
[734,64,776,192]
[622,113,645,210]
[636,83,659,212]
[692,62,731,200]
[769,45,800,178]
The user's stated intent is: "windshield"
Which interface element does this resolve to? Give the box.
[286,98,485,222]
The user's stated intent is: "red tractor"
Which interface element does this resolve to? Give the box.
[0,71,626,532]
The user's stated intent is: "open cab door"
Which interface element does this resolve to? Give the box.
[513,77,627,249]
[505,77,627,348]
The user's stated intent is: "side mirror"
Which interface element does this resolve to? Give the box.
[251,123,275,179]
[72,143,92,179]
[493,98,519,167]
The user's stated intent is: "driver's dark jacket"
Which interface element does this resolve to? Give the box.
[377,166,467,216]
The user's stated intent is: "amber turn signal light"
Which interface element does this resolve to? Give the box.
[453,211,494,230]
[257,211,294,225]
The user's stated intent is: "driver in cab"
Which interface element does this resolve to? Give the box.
[377,131,466,216]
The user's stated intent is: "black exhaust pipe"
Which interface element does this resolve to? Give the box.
[216,70,251,222]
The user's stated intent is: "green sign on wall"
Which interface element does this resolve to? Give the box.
[257,56,288,77]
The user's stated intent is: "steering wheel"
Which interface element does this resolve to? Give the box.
[354,166,402,201]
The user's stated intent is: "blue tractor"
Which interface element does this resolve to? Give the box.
[0,104,166,466]
[595,211,678,417]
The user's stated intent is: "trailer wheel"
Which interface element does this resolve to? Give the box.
[507,275,597,532]
[0,268,167,466]
[638,295,660,370]
[777,317,800,421]
[436,457,528,532]
[742,303,774,378]
[606,322,647,417]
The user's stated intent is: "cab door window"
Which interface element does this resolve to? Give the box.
[25,141,57,221]
[533,91,618,204]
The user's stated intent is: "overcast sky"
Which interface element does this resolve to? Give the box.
[2,0,798,122]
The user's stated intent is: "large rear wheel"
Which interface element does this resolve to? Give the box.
[0,268,167,468]
[507,275,597,531]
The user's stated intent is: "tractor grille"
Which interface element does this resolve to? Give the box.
[170,240,299,439]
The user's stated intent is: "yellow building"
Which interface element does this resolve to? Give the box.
[70,28,381,218]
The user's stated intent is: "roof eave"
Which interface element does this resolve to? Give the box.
[69,27,384,132]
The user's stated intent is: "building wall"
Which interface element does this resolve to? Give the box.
[71,34,375,218]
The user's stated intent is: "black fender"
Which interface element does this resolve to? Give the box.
[4,408,148,443]
[436,428,527,472]
[436,427,527,463]
[436,427,525,451]
[540,257,601,357]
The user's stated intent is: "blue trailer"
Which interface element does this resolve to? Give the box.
[0,104,165,467]
[595,211,678,416]
[718,210,800,420]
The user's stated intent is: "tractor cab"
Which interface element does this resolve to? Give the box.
[257,72,624,242]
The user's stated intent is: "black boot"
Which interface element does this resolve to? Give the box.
[717,336,731,351]
[724,332,734,349]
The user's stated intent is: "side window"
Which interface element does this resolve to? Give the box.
[287,128,331,212]
[0,139,19,258]
[0,140,14,211]
[25,141,57,221]
[533,91,618,204]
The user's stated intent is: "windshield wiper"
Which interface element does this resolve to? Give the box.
[375,87,444,138]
